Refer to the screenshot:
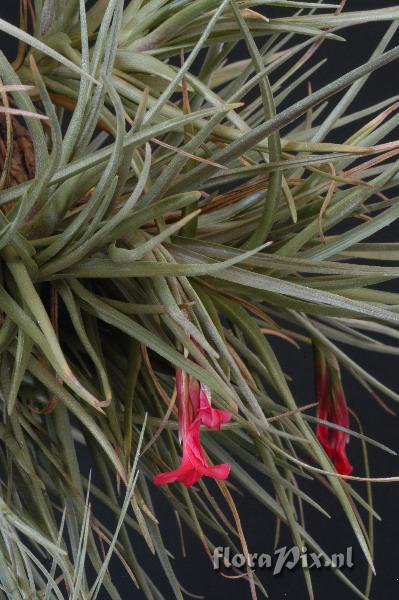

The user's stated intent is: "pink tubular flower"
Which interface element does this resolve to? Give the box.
[154,349,232,487]
[153,418,230,486]
[189,379,231,430]
[313,343,353,476]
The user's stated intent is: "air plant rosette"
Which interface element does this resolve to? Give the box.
[1,1,399,598]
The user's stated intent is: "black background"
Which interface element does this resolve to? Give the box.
[1,1,399,599]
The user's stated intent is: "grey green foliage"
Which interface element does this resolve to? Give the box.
[0,1,399,598]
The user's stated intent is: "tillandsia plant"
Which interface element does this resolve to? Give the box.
[2,0,399,598]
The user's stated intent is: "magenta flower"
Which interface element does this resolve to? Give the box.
[153,417,231,486]
[154,356,232,487]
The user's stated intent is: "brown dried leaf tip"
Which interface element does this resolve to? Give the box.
[0,114,35,190]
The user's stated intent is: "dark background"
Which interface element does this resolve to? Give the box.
[2,1,399,599]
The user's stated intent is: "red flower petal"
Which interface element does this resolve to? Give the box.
[153,419,231,487]
[314,346,352,476]
[198,384,231,430]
